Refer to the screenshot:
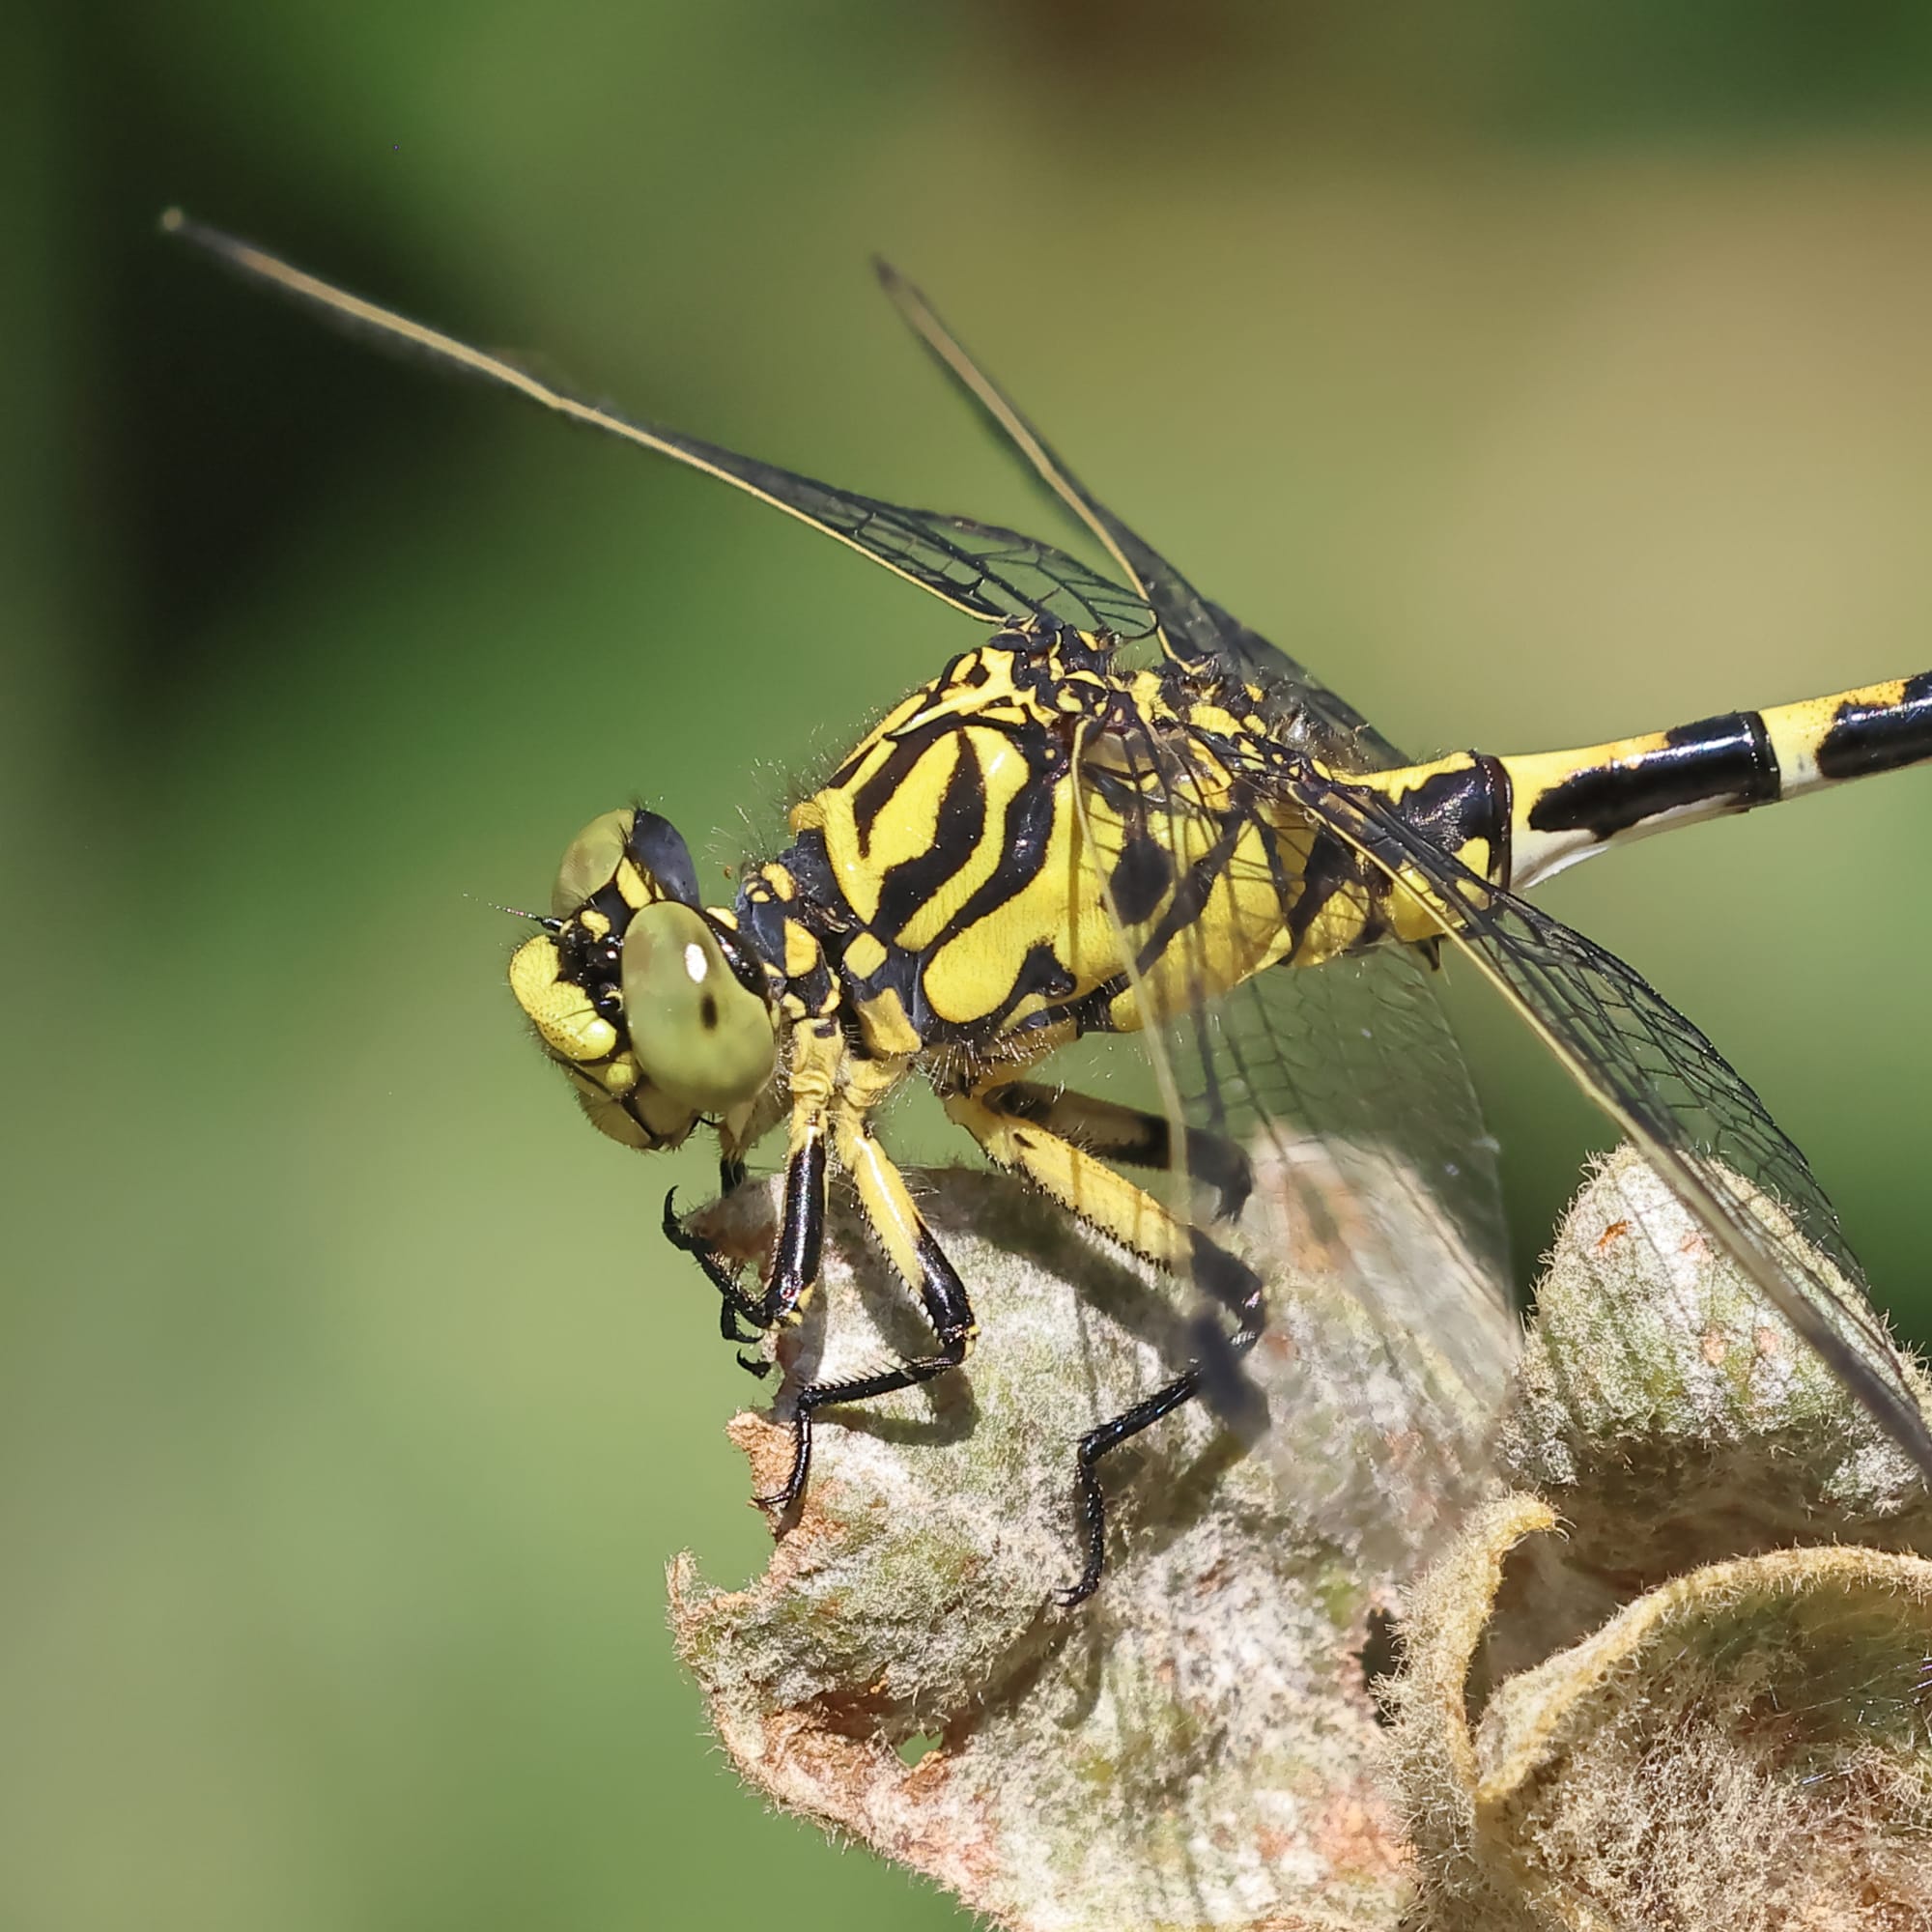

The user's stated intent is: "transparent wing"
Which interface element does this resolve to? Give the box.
[1071,717,1516,1566]
[1282,772,1932,1484]
[1182,951,1519,1554]
[876,261,1406,771]
[164,213,1159,640]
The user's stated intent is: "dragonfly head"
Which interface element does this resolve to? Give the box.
[508,807,778,1151]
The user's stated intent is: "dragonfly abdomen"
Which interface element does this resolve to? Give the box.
[1499,670,1932,889]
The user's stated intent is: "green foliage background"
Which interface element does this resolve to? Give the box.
[10,6,1932,1927]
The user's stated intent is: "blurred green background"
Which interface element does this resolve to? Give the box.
[11,5,1932,1927]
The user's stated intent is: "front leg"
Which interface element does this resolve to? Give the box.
[660,1189,767,1353]
[754,1053,978,1522]
[662,1019,841,1365]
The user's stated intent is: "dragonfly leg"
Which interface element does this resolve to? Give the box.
[660,1190,771,1366]
[725,1039,972,1518]
[947,1089,1264,1605]
[659,1121,826,1337]
[661,1020,841,1369]
[753,1101,977,1517]
[981,1079,1253,1220]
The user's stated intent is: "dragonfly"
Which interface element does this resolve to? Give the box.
[165,210,1932,1605]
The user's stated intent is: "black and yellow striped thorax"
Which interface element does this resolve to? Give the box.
[726,630,1514,1072]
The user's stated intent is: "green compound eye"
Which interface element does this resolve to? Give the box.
[550,810,635,919]
[621,901,776,1112]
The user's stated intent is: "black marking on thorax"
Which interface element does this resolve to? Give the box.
[735,830,845,1007]
[1109,826,1175,927]
[868,736,991,937]
[1127,801,1256,979]
[850,730,935,853]
[1283,825,1386,958]
[916,751,1067,958]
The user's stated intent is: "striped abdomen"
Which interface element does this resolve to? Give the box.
[1364,671,1932,896]
[1504,671,1932,888]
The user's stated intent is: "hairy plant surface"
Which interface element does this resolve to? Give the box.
[670,1151,1932,1931]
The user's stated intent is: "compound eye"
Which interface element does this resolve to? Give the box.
[551,810,634,919]
[622,902,776,1112]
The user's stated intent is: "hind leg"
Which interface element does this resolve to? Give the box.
[947,1085,1264,1605]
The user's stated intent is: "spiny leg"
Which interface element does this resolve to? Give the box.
[754,1105,977,1517]
[660,1190,769,1361]
[663,1026,838,1369]
[949,1087,1264,1605]
[661,1136,827,1365]
[984,1079,1253,1221]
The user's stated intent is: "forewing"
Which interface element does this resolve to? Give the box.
[877,261,1406,770]
[166,213,1158,639]
[1283,773,1932,1485]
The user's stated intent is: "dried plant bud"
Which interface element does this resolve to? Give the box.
[669,1157,1495,1932]
[1389,1151,1932,1930]
[1486,1148,1932,1679]
[1390,1509,1932,1930]
[668,1150,1932,1931]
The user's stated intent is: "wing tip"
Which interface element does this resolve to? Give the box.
[157,206,230,255]
[871,255,927,321]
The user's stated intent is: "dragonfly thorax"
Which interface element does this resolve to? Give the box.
[507,807,778,1152]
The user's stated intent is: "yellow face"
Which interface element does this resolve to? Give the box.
[508,809,779,1151]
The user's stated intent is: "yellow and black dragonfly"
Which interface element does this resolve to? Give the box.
[167,212,1932,1604]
